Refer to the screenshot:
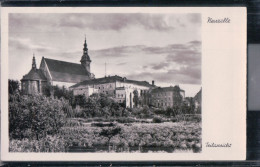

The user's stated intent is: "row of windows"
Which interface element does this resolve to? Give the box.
[153,93,182,98]
[154,92,171,97]
[117,94,124,98]
[157,102,172,107]
[154,98,172,102]
[97,84,113,89]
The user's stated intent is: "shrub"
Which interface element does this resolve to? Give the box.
[9,79,20,95]
[9,135,66,152]
[91,122,115,127]
[152,117,162,123]
[9,94,67,140]
[115,117,136,123]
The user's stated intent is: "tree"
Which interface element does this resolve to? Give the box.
[9,94,67,140]
[73,95,87,108]
[133,90,139,108]
[99,126,121,152]
[9,79,20,95]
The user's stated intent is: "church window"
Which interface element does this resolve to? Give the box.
[37,81,40,93]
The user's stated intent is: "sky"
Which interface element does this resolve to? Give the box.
[9,13,201,97]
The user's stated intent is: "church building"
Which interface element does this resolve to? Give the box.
[21,38,94,95]
[20,37,186,109]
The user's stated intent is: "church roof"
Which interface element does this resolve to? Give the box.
[43,58,91,83]
[44,58,89,76]
[70,75,154,88]
[21,69,47,81]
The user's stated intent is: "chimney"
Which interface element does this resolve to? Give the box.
[152,80,155,86]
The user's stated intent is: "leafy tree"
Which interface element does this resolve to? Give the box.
[165,107,173,117]
[73,95,87,108]
[9,94,67,140]
[133,90,139,108]
[99,126,121,152]
[9,79,20,95]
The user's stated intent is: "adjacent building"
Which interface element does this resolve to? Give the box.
[150,86,185,108]
[70,75,155,108]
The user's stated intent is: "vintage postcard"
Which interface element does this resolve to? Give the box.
[1,7,246,161]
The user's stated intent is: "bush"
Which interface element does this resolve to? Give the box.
[9,79,20,95]
[91,122,115,127]
[152,117,162,123]
[9,94,67,140]
[9,135,66,152]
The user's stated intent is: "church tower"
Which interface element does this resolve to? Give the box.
[80,36,91,74]
[32,54,37,70]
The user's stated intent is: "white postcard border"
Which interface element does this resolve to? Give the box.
[1,7,246,161]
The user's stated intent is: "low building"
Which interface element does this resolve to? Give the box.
[70,75,155,108]
[150,85,185,108]
[21,56,48,95]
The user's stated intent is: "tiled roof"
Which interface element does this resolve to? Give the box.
[51,71,91,83]
[44,58,89,76]
[21,69,47,81]
[70,75,154,88]
[151,86,183,93]
[43,58,91,83]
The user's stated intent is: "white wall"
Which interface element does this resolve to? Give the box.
[52,81,76,88]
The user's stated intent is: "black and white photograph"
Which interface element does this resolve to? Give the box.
[1,7,246,161]
[8,12,202,153]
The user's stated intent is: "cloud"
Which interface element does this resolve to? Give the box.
[126,40,201,84]
[126,66,201,85]
[9,13,175,32]
[58,13,175,31]
[116,62,127,66]
[151,62,170,70]
[186,13,201,24]
[91,40,201,58]
[9,13,200,33]
[9,37,55,53]
[90,45,146,58]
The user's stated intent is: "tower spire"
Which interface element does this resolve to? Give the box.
[80,35,91,74]
[32,53,37,70]
[83,35,88,54]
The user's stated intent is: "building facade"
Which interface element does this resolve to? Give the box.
[70,75,155,108]
[150,86,185,108]
[21,38,94,95]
